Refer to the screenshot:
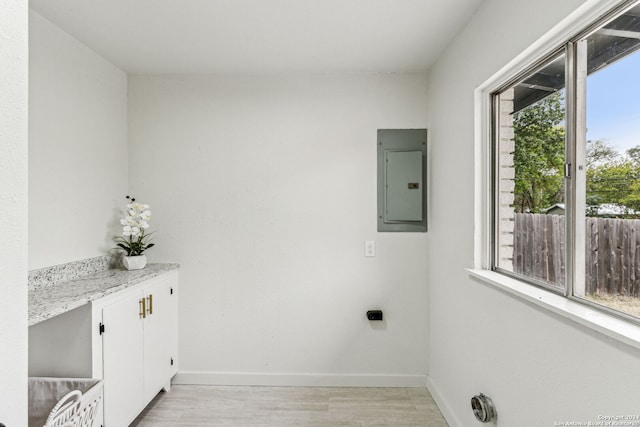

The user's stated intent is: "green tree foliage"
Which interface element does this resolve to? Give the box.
[586,160,637,213]
[627,146,640,166]
[587,139,617,167]
[624,179,640,212]
[512,92,640,216]
[586,144,640,216]
[512,92,565,213]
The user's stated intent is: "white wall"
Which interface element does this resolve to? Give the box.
[29,11,128,270]
[426,0,640,426]
[0,1,28,424]
[128,74,429,385]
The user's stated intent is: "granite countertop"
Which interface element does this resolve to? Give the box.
[29,262,179,326]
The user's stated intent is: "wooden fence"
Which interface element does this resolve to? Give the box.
[513,213,640,296]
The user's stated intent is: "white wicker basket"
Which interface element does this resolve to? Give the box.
[28,377,103,427]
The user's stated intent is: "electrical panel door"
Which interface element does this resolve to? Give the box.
[377,129,427,232]
[385,150,423,222]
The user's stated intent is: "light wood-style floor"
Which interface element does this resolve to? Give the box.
[131,385,449,426]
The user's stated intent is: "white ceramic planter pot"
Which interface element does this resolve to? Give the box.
[123,254,147,270]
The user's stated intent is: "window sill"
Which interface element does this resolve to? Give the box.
[466,268,640,351]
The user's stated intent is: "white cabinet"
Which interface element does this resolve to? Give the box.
[29,269,178,427]
[142,277,178,403]
[100,271,178,426]
[101,289,145,427]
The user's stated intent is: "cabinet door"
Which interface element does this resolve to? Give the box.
[168,279,178,377]
[102,291,145,427]
[143,274,178,403]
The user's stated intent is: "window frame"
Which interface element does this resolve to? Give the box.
[489,47,569,296]
[474,0,640,330]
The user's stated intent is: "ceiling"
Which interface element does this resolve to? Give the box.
[29,0,484,74]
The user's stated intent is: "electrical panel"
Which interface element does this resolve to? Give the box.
[377,129,427,232]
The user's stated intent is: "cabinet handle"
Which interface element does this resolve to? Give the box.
[147,294,153,315]
[139,298,146,319]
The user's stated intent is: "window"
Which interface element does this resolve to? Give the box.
[492,1,640,323]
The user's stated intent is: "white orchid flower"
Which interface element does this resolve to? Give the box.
[120,216,137,226]
[123,225,141,237]
[117,200,153,255]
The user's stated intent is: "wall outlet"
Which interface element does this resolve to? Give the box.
[365,240,376,257]
[367,310,383,321]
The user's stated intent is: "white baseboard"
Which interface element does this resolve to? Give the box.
[174,371,428,388]
[426,376,461,427]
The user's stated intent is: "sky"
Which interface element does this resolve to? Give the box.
[586,50,640,154]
